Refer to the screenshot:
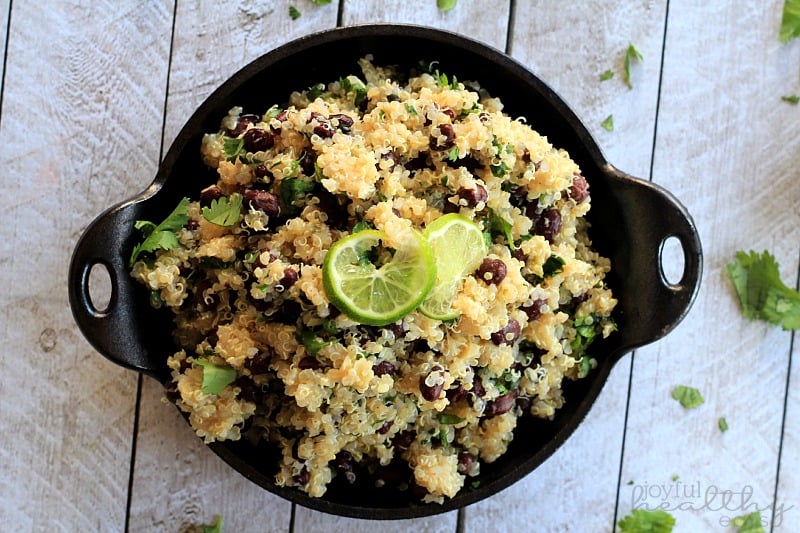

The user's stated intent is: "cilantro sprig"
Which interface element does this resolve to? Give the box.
[194,360,237,395]
[780,0,800,44]
[618,509,676,533]
[202,194,243,227]
[726,250,800,330]
[129,198,190,266]
[623,43,644,89]
[671,385,704,409]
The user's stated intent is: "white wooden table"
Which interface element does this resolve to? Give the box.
[1,1,798,531]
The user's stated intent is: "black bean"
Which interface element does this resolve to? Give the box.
[446,383,467,403]
[165,381,180,403]
[235,376,262,404]
[242,128,274,152]
[309,112,335,138]
[569,174,590,203]
[376,461,408,487]
[330,113,354,133]
[404,152,431,171]
[377,150,398,172]
[185,219,199,231]
[245,350,272,374]
[254,249,276,269]
[420,366,444,401]
[314,189,349,230]
[491,319,521,346]
[521,298,546,321]
[454,184,488,208]
[441,107,456,120]
[293,466,310,486]
[253,163,272,180]
[535,208,562,243]
[226,113,260,137]
[373,361,397,377]
[243,189,280,217]
[471,375,485,398]
[377,421,393,435]
[511,248,527,263]
[392,430,416,452]
[200,185,224,206]
[450,154,482,172]
[298,357,321,370]
[457,451,474,474]
[516,396,532,414]
[333,451,357,483]
[299,151,317,176]
[524,198,540,220]
[279,268,298,289]
[274,300,302,325]
[387,321,406,339]
[476,258,507,285]
[194,279,218,312]
[484,389,520,418]
[430,123,456,151]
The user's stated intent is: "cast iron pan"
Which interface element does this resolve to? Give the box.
[68,25,702,519]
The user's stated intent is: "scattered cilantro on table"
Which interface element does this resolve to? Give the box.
[623,43,644,89]
[311,0,332,4]
[671,385,704,409]
[437,0,458,12]
[718,416,729,432]
[726,250,800,330]
[780,0,800,43]
[732,511,765,533]
[129,198,190,266]
[601,114,614,131]
[599,69,614,81]
[202,515,223,533]
[202,194,242,227]
[782,94,800,104]
[618,509,675,533]
[195,360,237,395]
[289,5,301,19]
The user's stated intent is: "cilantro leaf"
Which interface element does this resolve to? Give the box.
[601,114,614,131]
[718,417,729,432]
[623,43,644,89]
[437,413,465,424]
[202,515,223,533]
[732,511,765,533]
[618,509,676,533]
[671,385,704,409]
[599,69,614,81]
[300,330,335,355]
[222,137,244,161]
[129,198,190,266]
[202,194,242,227]
[279,177,316,216]
[542,254,565,277]
[289,5,301,19]
[780,0,800,43]
[311,0,332,4]
[782,94,800,104]
[726,250,800,330]
[488,210,515,250]
[437,0,457,11]
[194,360,236,395]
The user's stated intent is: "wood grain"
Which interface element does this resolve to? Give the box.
[0,0,172,529]
[618,1,800,530]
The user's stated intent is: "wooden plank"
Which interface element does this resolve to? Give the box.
[618,1,800,530]
[0,1,172,529]
[289,2,508,532]
[462,2,667,531]
[127,2,338,531]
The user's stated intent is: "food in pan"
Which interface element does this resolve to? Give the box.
[130,57,617,503]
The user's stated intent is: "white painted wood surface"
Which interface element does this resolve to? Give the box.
[0,1,798,531]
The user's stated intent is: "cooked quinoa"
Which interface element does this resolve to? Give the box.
[131,57,617,503]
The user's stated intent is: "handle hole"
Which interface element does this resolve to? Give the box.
[659,235,685,287]
[88,262,113,314]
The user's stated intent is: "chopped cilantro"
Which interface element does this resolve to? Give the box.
[718,417,729,432]
[300,330,335,355]
[469,480,481,489]
[244,250,259,264]
[671,385,704,409]
[617,509,675,533]
[130,198,190,266]
[731,511,765,533]
[601,114,614,131]
[339,75,367,108]
[782,94,800,104]
[726,250,800,330]
[202,515,223,533]
[599,69,614,81]
[623,43,643,89]
[279,177,316,216]
[490,161,510,177]
[404,102,418,116]
[202,194,242,227]
[437,0,457,11]
[671,474,679,482]
[542,254,565,277]
[627,480,634,485]
[437,413,465,424]
[307,82,325,100]
[434,69,459,89]
[222,137,244,161]
[578,355,592,377]
[780,0,800,43]
[447,146,459,162]
[194,360,236,395]
[351,220,374,233]
[311,0,332,4]
[265,105,282,119]
[289,5,301,19]
[488,210,516,250]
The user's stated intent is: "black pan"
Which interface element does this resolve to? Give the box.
[68,24,702,519]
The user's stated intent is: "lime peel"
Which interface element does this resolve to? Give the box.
[322,229,435,326]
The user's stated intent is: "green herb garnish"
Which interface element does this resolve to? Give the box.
[289,5,301,19]
[488,210,515,250]
[490,161,510,177]
[623,43,643,89]
[340,75,367,108]
[599,69,614,81]
[194,360,237,395]
[311,0,332,4]
[617,509,675,533]
[279,177,316,216]
[300,330,335,355]
[437,413,465,425]
[671,385,704,409]
[437,0,457,11]
[731,511,765,533]
[447,146,459,162]
[718,417,729,432]
[222,137,244,161]
[726,250,800,330]
[130,198,190,266]
[780,0,800,43]
[782,94,800,104]
[542,254,565,277]
[307,82,325,100]
[404,102,418,116]
[202,515,223,533]
[202,194,242,227]
[601,114,614,131]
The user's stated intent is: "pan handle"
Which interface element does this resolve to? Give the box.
[603,166,703,355]
[68,201,162,377]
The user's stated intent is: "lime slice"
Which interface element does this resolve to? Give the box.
[419,214,488,320]
[322,229,436,326]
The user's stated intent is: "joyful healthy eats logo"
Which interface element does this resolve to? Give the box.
[629,480,794,527]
